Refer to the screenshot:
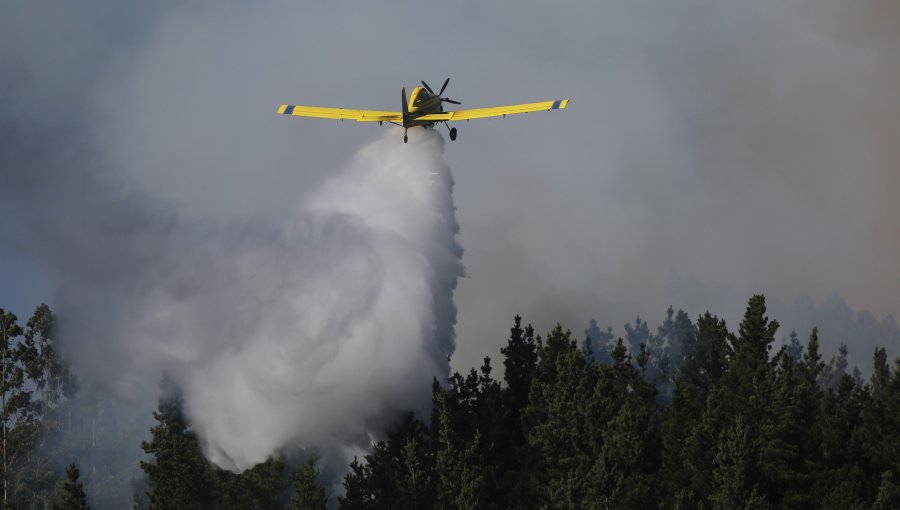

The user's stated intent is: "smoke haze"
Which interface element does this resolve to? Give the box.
[2,0,900,485]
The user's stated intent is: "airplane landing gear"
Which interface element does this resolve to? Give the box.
[444,122,457,141]
[404,129,408,143]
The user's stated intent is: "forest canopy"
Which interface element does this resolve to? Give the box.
[1,295,899,509]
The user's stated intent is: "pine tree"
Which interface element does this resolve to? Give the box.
[661,313,735,506]
[660,381,711,506]
[434,386,484,510]
[818,375,868,508]
[710,416,765,510]
[339,416,431,510]
[468,357,512,510]
[870,348,890,396]
[651,307,695,405]
[289,457,326,510]
[731,295,779,399]
[648,307,676,386]
[785,330,803,362]
[338,456,372,510]
[585,339,659,508]
[858,349,900,503]
[593,379,659,508]
[624,316,651,361]
[704,296,780,507]
[679,312,732,396]
[501,316,537,423]
[583,319,614,365]
[52,462,88,510]
[216,457,288,510]
[499,315,540,507]
[799,328,824,387]
[140,376,216,510]
[523,325,591,509]
[397,438,433,510]
[141,375,292,509]
[758,350,819,508]
[713,297,777,419]
[871,471,900,510]
[822,344,850,390]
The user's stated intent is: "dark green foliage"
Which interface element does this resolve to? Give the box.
[710,415,765,510]
[817,375,868,508]
[434,387,486,510]
[523,325,592,508]
[871,471,900,510]
[678,312,732,396]
[397,438,433,510]
[758,352,817,508]
[140,376,289,510]
[339,415,434,510]
[289,457,326,510]
[337,301,900,508]
[3,298,900,509]
[217,457,289,510]
[660,381,711,506]
[140,377,217,510]
[51,462,88,510]
[501,316,537,421]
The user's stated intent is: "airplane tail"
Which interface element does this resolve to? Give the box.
[401,87,409,128]
[401,87,409,143]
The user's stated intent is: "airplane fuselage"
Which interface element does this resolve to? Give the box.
[405,86,444,127]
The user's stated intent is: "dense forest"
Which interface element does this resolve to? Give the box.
[1,295,899,509]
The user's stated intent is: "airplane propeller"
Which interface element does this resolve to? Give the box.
[422,78,461,105]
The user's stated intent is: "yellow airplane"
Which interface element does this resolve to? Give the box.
[277,78,569,143]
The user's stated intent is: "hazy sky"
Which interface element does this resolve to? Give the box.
[3,0,899,375]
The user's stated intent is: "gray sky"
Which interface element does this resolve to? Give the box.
[3,0,899,375]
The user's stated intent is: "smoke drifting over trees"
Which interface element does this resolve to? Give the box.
[13,127,463,473]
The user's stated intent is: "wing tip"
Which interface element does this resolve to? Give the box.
[277,104,296,115]
[552,99,570,110]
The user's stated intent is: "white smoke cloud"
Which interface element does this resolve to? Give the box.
[56,128,462,471]
[184,129,462,470]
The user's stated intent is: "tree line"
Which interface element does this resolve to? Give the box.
[335,295,900,509]
[2,295,899,509]
[0,304,83,509]
[0,305,322,509]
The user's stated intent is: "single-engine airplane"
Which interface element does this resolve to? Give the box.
[277,78,569,143]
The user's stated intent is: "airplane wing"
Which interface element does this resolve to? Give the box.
[417,99,569,122]
[277,104,402,123]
